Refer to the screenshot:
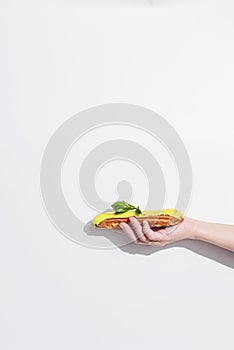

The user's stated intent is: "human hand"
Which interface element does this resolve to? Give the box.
[119,216,196,247]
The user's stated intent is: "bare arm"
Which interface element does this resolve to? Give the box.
[190,219,234,252]
[119,217,234,252]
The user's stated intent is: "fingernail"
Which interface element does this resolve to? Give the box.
[119,223,124,228]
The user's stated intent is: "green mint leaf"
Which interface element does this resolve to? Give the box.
[115,208,129,213]
[135,206,142,215]
[111,200,142,215]
[112,201,129,212]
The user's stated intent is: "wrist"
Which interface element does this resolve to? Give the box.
[183,217,199,240]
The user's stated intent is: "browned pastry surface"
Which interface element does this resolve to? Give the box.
[95,214,183,229]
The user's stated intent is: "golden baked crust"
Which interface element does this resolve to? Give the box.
[95,214,183,229]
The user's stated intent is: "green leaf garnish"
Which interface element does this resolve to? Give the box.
[135,206,142,215]
[111,201,142,215]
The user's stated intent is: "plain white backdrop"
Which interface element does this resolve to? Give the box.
[1,1,234,349]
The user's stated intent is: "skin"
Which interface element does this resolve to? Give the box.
[119,217,234,252]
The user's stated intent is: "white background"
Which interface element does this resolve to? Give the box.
[1,1,234,349]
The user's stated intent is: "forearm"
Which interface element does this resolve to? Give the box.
[188,218,234,252]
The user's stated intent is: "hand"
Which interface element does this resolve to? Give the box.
[119,217,195,247]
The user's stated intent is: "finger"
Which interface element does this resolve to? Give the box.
[119,222,137,243]
[129,217,149,242]
[142,220,164,241]
[157,226,174,234]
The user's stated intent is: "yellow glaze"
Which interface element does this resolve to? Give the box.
[92,208,183,226]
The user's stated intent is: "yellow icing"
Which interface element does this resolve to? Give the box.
[92,208,183,226]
